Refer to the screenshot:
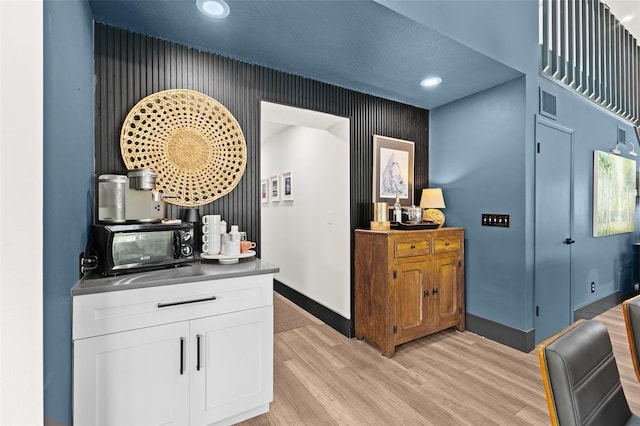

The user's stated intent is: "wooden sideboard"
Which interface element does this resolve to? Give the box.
[354,228,465,357]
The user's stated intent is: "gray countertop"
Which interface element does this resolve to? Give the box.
[72,258,279,296]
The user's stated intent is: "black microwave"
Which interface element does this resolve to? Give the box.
[90,222,195,276]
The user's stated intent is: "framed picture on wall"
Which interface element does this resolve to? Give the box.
[269,175,280,202]
[593,150,636,236]
[372,135,414,206]
[281,171,294,201]
[261,179,269,203]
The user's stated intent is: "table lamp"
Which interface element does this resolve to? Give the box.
[420,188,446,227]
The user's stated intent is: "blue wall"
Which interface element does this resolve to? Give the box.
[430,77,530,329]
[431,75,640,335]
[43,0,94,423]
[384,0,540,338]
[538,79,640,309]
[427,0,639,343]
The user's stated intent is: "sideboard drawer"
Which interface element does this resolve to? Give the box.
[433,235,462,253]
[394,238,431,258]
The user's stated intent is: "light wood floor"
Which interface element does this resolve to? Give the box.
[240,296,640,425]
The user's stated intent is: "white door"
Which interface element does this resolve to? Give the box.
[534,118,574,343]
[190,306,273,426]
[73,322,190,426]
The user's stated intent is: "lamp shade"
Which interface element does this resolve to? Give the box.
[419,188,445,209]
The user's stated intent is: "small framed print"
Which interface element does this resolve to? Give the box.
[261,179,268,203]
[281,171,293,201]
[269,175,280,202]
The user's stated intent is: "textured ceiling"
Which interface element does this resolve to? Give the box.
[88,0,523,110]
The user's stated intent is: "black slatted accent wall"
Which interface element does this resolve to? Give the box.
[94,23,429,252]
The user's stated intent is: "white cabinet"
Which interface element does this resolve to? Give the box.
[190,307,273,425]
[74,322,191,426]
[73,274,273,426]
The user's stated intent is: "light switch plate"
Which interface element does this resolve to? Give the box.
[482,213,510,227]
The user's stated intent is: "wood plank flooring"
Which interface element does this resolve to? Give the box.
[240,296,640,425]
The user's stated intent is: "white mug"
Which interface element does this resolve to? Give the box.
[202,240,221,255]
[202,233,220,244]
[201,224,220,235]
[202,214,220,225]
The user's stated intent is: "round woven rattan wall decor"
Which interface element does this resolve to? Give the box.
[120,89,247,207]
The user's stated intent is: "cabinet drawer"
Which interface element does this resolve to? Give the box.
[394,238,431,258]
[73,274,273,340]
[433,235,462,253]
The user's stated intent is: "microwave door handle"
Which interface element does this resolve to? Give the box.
[157,296,217,308]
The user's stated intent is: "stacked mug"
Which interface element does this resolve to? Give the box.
[201,215,221,255]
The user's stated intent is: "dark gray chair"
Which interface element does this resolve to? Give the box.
[623,294,640,382]
[537,319,640,425]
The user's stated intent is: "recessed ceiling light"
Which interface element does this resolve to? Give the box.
[621,15,634,23]
[420,77,442,88]
[196,0,230,19]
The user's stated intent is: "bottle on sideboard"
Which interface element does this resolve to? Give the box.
[393,195,402,223]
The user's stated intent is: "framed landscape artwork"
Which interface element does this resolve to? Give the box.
[593,150,636,237]
[372,135,414,206]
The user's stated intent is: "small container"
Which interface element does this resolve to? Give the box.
[230,225,241,241]
[98,175,127,223]
[373,202,388,222]
[407,205,423,223]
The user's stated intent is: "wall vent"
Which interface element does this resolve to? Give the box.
[539,88,557,119]
[618,127,627,144]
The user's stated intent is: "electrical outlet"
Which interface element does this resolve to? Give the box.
[481,213,510,227]
[79,252,98,278]
[591,282,595,293]
[79,252,85,279]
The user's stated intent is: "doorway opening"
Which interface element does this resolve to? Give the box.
[260,101,351,327]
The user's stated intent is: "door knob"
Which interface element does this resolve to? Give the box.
[564,238,575,245]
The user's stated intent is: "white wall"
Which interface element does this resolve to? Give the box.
[0,0,44,423]
[261,123,351,318]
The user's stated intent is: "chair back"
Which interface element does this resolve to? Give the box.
[537,319,632,426]
[623,295,640,382]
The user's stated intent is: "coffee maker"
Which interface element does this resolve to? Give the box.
[97,168,175,223]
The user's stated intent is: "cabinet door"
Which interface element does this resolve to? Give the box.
[190,306,273,426]
[393,260,431,344]
[432,255,463,330]
[73,322,190,426]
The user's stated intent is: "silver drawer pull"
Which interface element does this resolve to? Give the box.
[157,296,217,308]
